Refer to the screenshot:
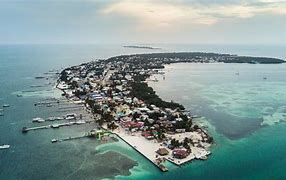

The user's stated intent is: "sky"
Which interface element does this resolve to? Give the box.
[0,0,285,45]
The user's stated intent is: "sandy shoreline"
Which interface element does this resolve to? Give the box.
[111,125,211,168]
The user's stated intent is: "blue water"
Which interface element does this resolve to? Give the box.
[1,44,286,180]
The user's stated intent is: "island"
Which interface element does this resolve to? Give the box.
[56,52,284,172]
[123,45,161,50]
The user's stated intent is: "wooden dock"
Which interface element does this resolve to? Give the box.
[22,121,89,133]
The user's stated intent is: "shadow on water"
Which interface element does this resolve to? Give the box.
[199,104,263,140]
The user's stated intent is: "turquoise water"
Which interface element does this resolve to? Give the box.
[147,63,286,179]
[1,44,286,179]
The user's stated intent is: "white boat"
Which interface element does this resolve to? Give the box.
[0,144,10,149]
[75,120,86,125]
[51,139,58,143]
[65,116,75,120]
[47,117,57,121]
[0,113,4,116]
[3,104,10,108]
[51,124,60,128]
[56,117,64,120]
[0,109,4,111]
[32,117,45,123]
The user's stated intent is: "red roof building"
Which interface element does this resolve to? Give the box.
[172,149,188,159]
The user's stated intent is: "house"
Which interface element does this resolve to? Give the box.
[121,121,144,129]
[141,131,155,140]
[172,149,188,159]
[156,148,169,156]
[175,129,186,133]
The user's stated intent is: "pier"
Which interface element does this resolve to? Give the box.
[22,121,90,133]
[51,134,90,143]
[51,129,110,143]
[34,100,60,106]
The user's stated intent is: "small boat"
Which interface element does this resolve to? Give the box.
[51,139,58,143]
[75,120,86,125]
[0,144,10,149]
[200,156,208,160]
[22,127,28,133]
[263,77,267,80]
[0,113,4,116]
[65,116,75,120]
[32,117,45,123]
[35,76,45,79]
[16,94,23,97]
[51,124,60,128]
[47,117,56,121]
[3,104,10,108]
[0,109,3,111]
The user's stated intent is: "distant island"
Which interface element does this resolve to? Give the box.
[110,52,285,64]
[123,45,161,50]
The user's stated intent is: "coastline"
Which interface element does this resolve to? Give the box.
[2,45,286,180]
[55,53,244,173]
[52,51,284,174]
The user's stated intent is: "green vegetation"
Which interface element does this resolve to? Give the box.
[108,52,285,64]
[130,81,185,110]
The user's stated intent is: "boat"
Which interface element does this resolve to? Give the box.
[65,113,77,120]
[51,124,60,128]
[75,120,86,125]
[51,139,59,143]
[0,113,4,116]
[32,117,45,123]
[22,127,28,133]
[16,94,23,97]
[0,144,10,149]
[65,116,75,120]
[56,117,64,120]
[47,117,56,121]
[191,115,201,118]
[0,109,3,111]
[3,104,10,107]
[35,76,45,79]
[263,77,267,80]
[200,156,208,160]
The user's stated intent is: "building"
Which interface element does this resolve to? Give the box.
[156,148,169,156]
[172,149,188,159]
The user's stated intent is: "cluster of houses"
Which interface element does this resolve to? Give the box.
[57,55,213,163]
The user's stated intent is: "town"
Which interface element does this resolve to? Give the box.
[56,53,220,171]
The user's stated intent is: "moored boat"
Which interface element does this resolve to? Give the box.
[35,76,45,79]
[0,144,10,149]
[51,139,59,143]
[32,117,45,123]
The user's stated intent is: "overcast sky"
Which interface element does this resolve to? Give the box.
[0,0,285,44]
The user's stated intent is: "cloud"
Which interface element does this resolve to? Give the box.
[101,1,218,26]
[101,0,286,28]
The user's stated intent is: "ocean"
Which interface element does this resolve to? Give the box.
[0,44,286,180]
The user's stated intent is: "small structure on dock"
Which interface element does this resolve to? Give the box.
[156,148,169,156]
